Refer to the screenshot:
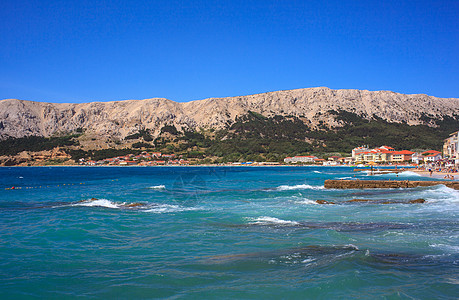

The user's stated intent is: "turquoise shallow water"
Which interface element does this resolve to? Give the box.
[0,166,458,299]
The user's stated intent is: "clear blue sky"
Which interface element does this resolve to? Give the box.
[1,0,458,103]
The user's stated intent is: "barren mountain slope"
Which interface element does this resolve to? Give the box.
[0,87,457,140]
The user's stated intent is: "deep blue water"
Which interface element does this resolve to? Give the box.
[0,166,458,299]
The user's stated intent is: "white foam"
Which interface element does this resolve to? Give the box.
[399,171,422,177]
[295,198,318,205]
[429,243,459,253]
[379,171,422,177]
[149,185,166,190]
[276,184,324,191]
[417,185,459,203]
[313,171,322,174]
[73,199,123,209]
[247,216,299,226]
[144,204,198,213]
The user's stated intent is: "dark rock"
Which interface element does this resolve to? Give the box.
[409,198,426,204]
[316,200,335,204]
[124,203,146,208]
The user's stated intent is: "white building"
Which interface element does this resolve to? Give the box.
[424,153,442,162]
[411,153,424,164]
[352,146,369,158]
[284,156,318,163]
[443,130,459,165]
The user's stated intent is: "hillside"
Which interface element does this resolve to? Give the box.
[1,87,458,142]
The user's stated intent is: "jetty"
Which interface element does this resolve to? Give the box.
[324,179,459,190]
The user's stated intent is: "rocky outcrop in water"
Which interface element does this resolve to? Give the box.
[324,180,459,190]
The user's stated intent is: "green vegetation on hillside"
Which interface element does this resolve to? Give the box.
[67,148,142,161]
[125,129,153,141]
[1,110,457,164]
[0,134,80,156]
[309,110,459,152]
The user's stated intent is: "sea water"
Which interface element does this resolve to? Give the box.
[0,166,457,299]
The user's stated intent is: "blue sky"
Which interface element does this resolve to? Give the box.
[1,0,458,103]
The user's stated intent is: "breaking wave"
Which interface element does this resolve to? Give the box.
[62,198,200,213]
[294,198,318,205]
[416,185,459,204]
[149,185,166,190]
[275,184,325,191]
[71,199,123,209]
[247,216,300,226]
[144,204,199,213]
[377,171,422,178]
[429,244,459,253]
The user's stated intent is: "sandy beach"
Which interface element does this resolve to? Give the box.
[412,170,458,181]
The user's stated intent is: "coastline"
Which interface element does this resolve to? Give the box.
[411,170,458,181]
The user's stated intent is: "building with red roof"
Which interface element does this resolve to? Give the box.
[354,146,415,163]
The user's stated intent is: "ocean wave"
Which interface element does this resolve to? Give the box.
[294,198,318,205]
[399,171,422,177]
[144,204,199,213]
[247,216,299,226]
[313,171,322,174]
[377,171,422,177]
[429,243,459,253]
[149,185,166,190]
[416,185,459,203]
[66,198,200,213]
[275,184,325,191]
[71,199,124,209]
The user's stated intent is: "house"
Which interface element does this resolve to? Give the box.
[422,150,441,156]
[390,150,414,162]
[424,153,442,162]
[327,156,342,161]
[376,146,395,152]
[411,153,424,164]
[353,146,413,163]
[344,157,354,164]
[352,146,369,158]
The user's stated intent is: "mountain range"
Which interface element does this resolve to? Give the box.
[1,87,457,142]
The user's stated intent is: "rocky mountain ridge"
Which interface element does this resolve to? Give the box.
[1,87,458,140]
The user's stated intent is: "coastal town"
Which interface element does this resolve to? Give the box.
[74,130,459,169]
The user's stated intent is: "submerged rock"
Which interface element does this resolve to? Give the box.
[205,245,360,265]
[408,198,426,204]
[316,200,335,204]
[124,202,147,208]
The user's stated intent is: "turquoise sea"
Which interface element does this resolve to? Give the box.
[0,166,458,299]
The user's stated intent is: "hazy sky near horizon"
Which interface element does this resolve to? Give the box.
[1,0,458,103]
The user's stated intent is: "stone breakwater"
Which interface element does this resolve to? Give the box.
[324,179,459,190]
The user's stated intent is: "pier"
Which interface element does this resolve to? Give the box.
[324,179,459,190]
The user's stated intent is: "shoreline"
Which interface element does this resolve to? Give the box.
[411,170,458,181]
